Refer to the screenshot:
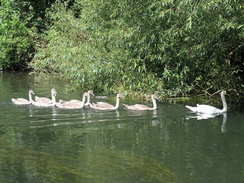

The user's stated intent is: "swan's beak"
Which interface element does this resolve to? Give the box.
[152,94,160,100]
[30,90,35,95]
[53,91,57,96]
[88,90,95,96]
[118,93,125,98]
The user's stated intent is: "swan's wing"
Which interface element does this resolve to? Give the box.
[34,102,54,107]
[56,102,83,109]
[95,102,114,108]
[11,98,30,105]
[196,104,221,113]
[69,99,82,103]
[35,96,51,103]
[90,103,115,110]
[63,100,83,105]
[59,99,66,103]
[123,104,152,110]
[123,104,146,108]
[133,104,150,108]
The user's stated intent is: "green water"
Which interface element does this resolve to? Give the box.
[0,72,244,183]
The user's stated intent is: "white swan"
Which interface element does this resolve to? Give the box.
[90,92,115,108]
[185,91,227,114]
[123,94,157,111]
[90,93,122,110]
[11,89,35,105]
[35,88,56,104]
[57,90,94,107]
[56,92,89,109]
[32,88,57,107]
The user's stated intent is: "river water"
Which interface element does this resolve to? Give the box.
[0,72,243,183]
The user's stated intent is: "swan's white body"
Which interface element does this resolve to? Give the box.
[91,94,114,108]
[11,90,35,105]
[123,94,157,111]
[56,92,88,109]
[185,91,227,114]
[34,88,56,104]
[56,90,93,109]
[32,88,57,107]
[90,94,122,110]
[93,102,114,108]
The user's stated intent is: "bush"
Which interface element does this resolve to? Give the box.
[0,0,33,70]
[31,0,244,96]
[31,2,164,93]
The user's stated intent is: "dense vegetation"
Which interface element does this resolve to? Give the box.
[1,0,244,96]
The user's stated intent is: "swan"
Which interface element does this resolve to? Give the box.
[123,94,158,111]
[34,88,57,104]
[90,93,122,110]
[185,91,227,114]
[55,91,89,109]
[32,88,57,107]
[90,92,115,108]
[58,90,94,107]
[11,89,35,105]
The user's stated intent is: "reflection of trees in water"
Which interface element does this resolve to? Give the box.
[0,107,244,183]
[176,113,244,183]
[0,140,176,183]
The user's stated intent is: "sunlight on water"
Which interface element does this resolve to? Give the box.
[0,73,244,183]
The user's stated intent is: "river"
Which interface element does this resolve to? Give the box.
[0,72,243,183]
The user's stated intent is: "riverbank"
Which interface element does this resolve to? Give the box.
[2,72,243,107]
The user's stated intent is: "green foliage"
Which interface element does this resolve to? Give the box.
[31,1,164,93]
[31,0,244,95]
[0,0,33,70]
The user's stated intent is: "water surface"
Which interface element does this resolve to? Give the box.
[0,72,244,183]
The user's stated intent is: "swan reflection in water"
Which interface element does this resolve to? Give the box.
[185,112,227,133]
[152,110,160,127]
[28,105,58,120]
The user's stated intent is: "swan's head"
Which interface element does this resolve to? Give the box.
[151,94,159,100]
[87,90,94,96]
[116,93,124,98]
[220,90,226,95]
[51,88,57,96]
[29,89,35,95]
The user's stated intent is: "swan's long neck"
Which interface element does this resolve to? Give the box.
[28,91,33,103]
[114,95,120,109]
[81,92,87,104]
[151,96,157,110]
[220,93,227,113]
[85,93,91,105]
[51,93,56,104]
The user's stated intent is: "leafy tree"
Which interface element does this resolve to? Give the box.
[0,0,33,70]
[31,0,244,95]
